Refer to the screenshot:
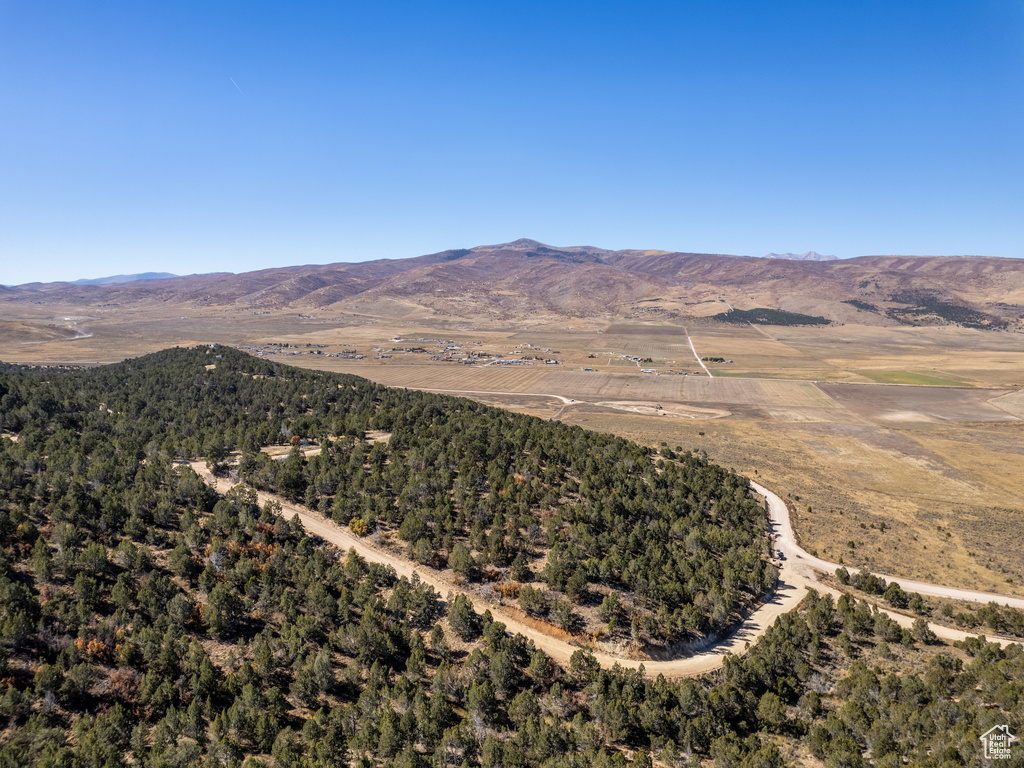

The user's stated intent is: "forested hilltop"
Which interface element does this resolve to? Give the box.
[1,346,774,650]
[0,347,1021,768]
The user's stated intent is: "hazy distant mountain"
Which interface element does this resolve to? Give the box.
[69,272,178,285]
[763,251,838,262]
[2,241,1021,330]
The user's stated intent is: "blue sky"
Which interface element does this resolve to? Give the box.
[1,1,1022,284]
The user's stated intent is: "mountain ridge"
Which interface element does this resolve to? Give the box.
[2,240,1022,329]
[69,271,179,285]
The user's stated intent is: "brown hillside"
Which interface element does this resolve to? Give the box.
[2,241,1022,328]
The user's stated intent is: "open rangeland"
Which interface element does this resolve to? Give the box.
[2,303,1023,595]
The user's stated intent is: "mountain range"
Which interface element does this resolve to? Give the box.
[3,239,1022,329]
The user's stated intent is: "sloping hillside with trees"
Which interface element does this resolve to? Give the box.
[1,347,775,651]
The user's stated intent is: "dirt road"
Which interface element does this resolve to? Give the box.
[192,461,822,675]
[421,388,576,404]
[686,333,714,377]
[190,463,1018,679]
[753,480,1024,611]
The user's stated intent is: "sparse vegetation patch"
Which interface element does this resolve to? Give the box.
[842,299,879,312]
[886,290,1007,329]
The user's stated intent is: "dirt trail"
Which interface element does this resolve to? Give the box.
[685,332,714,378]
[191,461,816,675]
[421,388,576,404]
[189,463,1018,679]
[754,479,1024,611]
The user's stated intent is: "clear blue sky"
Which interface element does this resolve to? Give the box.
[2,1,1022,284]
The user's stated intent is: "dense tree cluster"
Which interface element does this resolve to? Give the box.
[841,299,880,313]
[885,291,1006,330]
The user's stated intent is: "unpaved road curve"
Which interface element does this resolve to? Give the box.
[754,480,1024,611]
[191,462,817,676]
[190,464,1017,679]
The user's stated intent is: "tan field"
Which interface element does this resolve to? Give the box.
[2,303,1023,594]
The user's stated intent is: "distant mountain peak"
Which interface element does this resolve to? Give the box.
[764,251,838,262]
[475,238,550,251]
[70,272,178,286]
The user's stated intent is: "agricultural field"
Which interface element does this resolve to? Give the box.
[856,370,971,386]
[777,324,1024,388]
[818,382,1017,423]
[681,377,839,409]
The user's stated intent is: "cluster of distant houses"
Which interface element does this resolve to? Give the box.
[239,343,363,360]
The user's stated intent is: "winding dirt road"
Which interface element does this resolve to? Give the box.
[754,480,1024,610]
[190,463,1019,679]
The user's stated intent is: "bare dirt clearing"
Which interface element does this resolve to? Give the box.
[818,382,1017,423]
[990,389,1024,418]
[682,377,840,409]
[593,401,729,419]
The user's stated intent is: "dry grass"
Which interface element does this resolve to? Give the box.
[320,363,554,393]
[990,390,1024,418]
[0,319,85,345]
[540,370,685,400]
[681,378,840,408]
[857,370,971,386]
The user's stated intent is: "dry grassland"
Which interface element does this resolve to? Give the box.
[0,319,87,345]
[592,334,694,359]
[689,331,807,359]
[310,363,554,393]
[681,378,840,408]
[539,370,685,401]
[856,370,970,386]
[990,390,1024,418]
[819,383,1016,423]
